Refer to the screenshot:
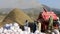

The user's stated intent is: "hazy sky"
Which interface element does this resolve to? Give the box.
[0,0,41,9]
[39,0,60,9]
[0,0,60,9]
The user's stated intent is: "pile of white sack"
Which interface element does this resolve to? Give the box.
[0,23,46,34]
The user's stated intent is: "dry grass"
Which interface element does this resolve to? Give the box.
[0,15,6,27]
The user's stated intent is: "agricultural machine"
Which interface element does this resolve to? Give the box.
[37,8,59,33]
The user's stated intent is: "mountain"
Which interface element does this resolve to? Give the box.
[52,8,60,14]
[0,4,60,19]
[23,7,43,19]
[42,4,60,14]
[42,4,51,11]
[0,7,43,19]
[0,8,13,14]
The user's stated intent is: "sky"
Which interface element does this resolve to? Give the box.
[39,0,60,9]
[0,0,60,9]
[0,0,41,9]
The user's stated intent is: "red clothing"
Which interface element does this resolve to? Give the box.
[42,11,58,21]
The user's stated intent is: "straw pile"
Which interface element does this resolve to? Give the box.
[2,8,33,26]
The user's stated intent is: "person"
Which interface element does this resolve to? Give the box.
[25,20,29,26]
[28,22,36,33]
[52,17,60,34]
[57,17,60,31]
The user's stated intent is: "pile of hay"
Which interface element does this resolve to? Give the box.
[2,8,33,26]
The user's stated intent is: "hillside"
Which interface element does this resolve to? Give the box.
[42,4,60,14]
[0,4,60,19]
